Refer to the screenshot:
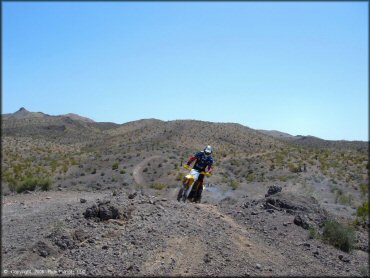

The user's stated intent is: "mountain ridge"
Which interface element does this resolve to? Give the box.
[2,107,367,144]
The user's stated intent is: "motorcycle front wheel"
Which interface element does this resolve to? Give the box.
[177,187,184,202]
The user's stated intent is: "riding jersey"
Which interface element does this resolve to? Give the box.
[187,151,213,173]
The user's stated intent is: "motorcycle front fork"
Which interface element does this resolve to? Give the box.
[182,180,194,199]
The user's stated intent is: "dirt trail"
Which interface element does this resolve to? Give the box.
[2,189,368,277]
[132,155,161,185]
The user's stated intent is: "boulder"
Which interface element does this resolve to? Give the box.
[128,192,137,199]
[98,204,120,220]
[33,241,55,257]
[293,215,310,230]
[265,185,282,197]
[83,203,120,221]
[47,229,76,250]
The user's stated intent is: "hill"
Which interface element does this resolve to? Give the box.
[1,108,369,276]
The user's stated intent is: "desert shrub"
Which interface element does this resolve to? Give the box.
[337,193,353,206]
[151,183,167,190]
[356,201,369,225]
[331,186,342,195]
[275,153,284,165]
[16,176,52,193]
[51,160,58,172]
[229,179,240,190]
[322,220,355,252]
[143,168,148,172]
[120,170,126,174]
[230,159,240,167]
[6,177,18,192]
[308,227,319,239]
[332,187,352,205]
[62,163,69,174]
[246,173,255,182]
[359,184,369,198]
[38,177,52,191]
[278,175,288,182]
[112,162,119,170]
[16,178,37,192]
[288,163,301,173]
[359,266,369,277]
[91,168,97,174]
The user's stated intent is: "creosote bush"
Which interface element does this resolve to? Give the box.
[322,220,355,252]
[356,201,369,225]
[151,183,167,190]
[16,176,52,193]
[229,179,240,190]
[359,184,369,198]
[112,162,119,170]
[308,227,319,239]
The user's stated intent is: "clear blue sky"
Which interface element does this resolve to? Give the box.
[3,2,368,141]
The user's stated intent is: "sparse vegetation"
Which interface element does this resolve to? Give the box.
[112,162,119,170]
[308,227,319,239]
[359,183,369,198]
[322,220,355,252]
[288,163,301,173]
[278,175,288,182]
[355,201,369,226]
[332,186,353,205]
[337,193,353,206]
[229,179,240,190]
[151,183,167,190]
[16,176,52,193]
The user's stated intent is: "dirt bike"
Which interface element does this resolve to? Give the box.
[177,165,211,202]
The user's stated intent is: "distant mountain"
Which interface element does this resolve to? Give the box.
[257,129,296,139]
[62,113,95,123]
[259,128,368,151]
[286,135,368,151]
[2,108,116,143]
[2,108,368,151]
[2,108,95,123]
[2,107,47,119]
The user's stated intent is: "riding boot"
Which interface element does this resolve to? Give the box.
[195,181,203,203]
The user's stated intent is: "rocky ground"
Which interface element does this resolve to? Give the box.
[2,111,369,277]
[2,185,369,277]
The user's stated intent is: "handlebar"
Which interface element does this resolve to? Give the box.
[183,164,212,177]
[201,171,212,177]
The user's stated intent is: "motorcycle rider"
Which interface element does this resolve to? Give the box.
[186,145,214,203]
